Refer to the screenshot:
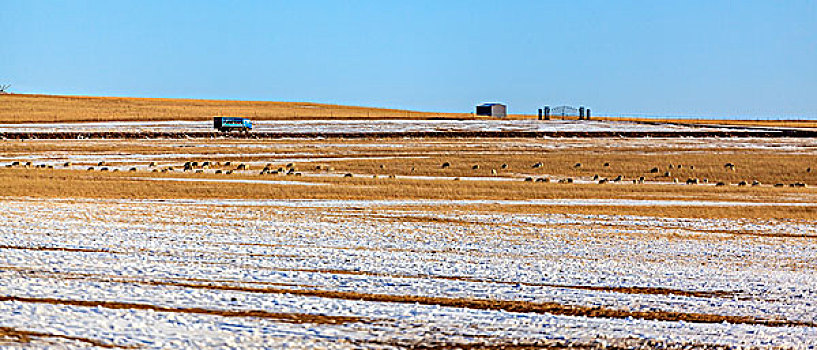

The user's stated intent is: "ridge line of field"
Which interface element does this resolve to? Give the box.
[0,326,133,348]
[0,295,365,325]
[10,276,805,327]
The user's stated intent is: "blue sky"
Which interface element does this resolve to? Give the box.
[2,1,816,118]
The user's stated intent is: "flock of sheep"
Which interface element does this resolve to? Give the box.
[3,159,810,188]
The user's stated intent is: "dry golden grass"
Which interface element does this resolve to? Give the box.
[4,138,814,185]
[2,168,815,219]
[3,94,814,128]
[0,94,474,123]
[2,137,815,219]
[596,116,817,128]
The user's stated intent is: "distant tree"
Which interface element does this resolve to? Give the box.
[0,84,10,94]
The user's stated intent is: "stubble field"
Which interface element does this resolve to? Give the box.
[1,94,817,349]
[1,133,816,349]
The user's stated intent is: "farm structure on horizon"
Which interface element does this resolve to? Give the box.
[476,103,507,118]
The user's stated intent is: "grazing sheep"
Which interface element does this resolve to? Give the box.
[159,169,167,173]
[11,161,20,166]
[195,170,203,174]
[491,169,497,175]
[472,165,480,170]
[410,167,415,173]
[677,164,682,169]
[388,174,396,179]
[453,177,460,181]
[598,179,608,184]
[225,170,233,175]
[215,170,222,174]
[685,178,699,185]
[807,167,812,173]
[202,161,211,167]
[224,162,232,166]
[603,162,610,167]
[724,163,736,171]
[191,161,199,167]
[752,180,761,186]
[649,167,659,173]
[97,161,106,166]
[774,183,785,187]
[63,162,72,167]
[592,174,599,181]
[316,165,324,170]
[638,176,645,184]
[702,178,709,184]
[295,173,302,177]
[532,162,543,168]
[664,171,672,177]
[236,164,248,170]
[501,163,508,169]
[791,182,808,188]
[286,163,295,168]
[87,167,94,171]
[612,175,623,182]
[129,168,137,172]
[737,180,748,186]
[524,177,534,182]
[148,162,157,167]
[566,178,574,183]
[535,177,550,183]
[47,165,54,169]
[573,163,582,168]
[716,182,727,186]
[668,163,674,169]
[379,164,386,169]
[673,178,678,183]
[344,173,353,178]
[100,167,109,172]
[442,162,451,169]
[152,169,158,173]
[690,165,695,170]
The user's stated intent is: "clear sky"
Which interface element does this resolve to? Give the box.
[2,1,816,118]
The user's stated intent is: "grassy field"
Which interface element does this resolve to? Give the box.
[0,94,473,123]
[4,94,815,127]
[2,137,815,219]
[2,95,817,348]
[594,115,817,128]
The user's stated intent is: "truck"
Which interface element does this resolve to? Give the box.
[213,116,252,132]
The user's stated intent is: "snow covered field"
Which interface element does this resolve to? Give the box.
[1,198,816,348]
[0,119,744,133]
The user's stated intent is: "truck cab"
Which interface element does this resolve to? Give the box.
[214,117,252,132]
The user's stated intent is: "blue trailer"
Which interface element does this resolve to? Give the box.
[213,117,252,132]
